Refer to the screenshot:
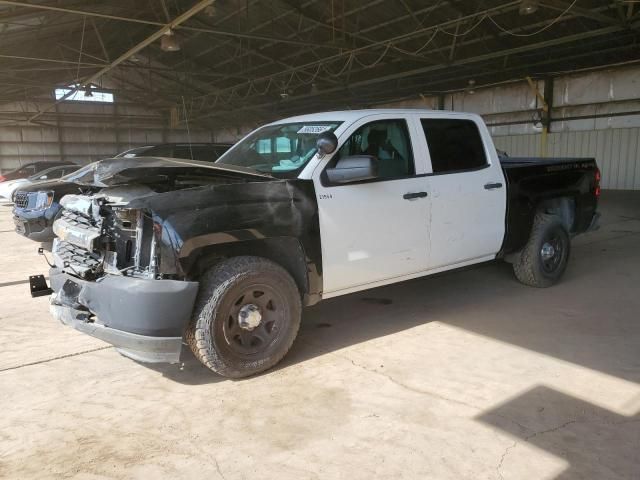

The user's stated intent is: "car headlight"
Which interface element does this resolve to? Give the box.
[34,190,54,210]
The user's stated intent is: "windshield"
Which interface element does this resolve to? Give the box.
[216,121,341,177]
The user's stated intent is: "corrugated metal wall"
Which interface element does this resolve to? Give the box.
[0,100,246,171]
[381,64,640,191]
[493,128,640,190]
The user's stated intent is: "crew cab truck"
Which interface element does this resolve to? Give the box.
[37,109,600,378]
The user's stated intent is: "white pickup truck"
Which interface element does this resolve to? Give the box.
[36,109,600,377]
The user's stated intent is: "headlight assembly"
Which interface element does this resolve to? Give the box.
[34,190,54,210]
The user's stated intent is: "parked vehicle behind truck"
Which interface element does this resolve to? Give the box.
[34,109,600,378]
[0,160,76,183]
[13,142,232,245]
[0,164,80,200]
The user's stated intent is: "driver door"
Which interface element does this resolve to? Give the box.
[312,116,430,296]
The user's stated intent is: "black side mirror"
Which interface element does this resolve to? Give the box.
[316,131,338,155]
[326,155,378,184]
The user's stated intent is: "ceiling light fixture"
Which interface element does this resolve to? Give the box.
[519,0,539,15]
[466,79,476,95]
[160,29,181,52]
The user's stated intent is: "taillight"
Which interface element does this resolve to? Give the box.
[594,167,601,198]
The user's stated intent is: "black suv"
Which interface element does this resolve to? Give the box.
[116,143,232,162]
[13,143,233,244]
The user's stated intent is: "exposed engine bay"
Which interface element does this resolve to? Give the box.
[52,187,156,280]
[51,162,264,281]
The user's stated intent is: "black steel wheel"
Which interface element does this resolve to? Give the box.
[222,284,286,357]
[513,213,571,287]
[187,256,301,378]
[540,235,565,274]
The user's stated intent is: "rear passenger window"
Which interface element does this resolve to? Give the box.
[190,146,218,162]
[172,146,197,160]
[148,146,174,158]
[420,119,487,174]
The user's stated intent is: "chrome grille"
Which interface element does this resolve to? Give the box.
[54,240,102,272]
[60,208,95,228]
[14,192,28,209]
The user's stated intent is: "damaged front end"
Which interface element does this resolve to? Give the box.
[48,189,198,363]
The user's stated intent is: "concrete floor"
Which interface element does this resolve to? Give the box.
[0,191,639,480]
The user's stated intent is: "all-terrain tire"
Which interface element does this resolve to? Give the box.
[186,256,301,378]
[513,213,571,288]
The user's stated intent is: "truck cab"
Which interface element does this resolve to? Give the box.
[294,110,507,295]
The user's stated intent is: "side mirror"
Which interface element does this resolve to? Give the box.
[316,131,338,155]
[326,155,378,184]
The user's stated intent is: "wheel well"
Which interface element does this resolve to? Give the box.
[504,196,576,264]
[184,237,310,298]
[538,197,576,233]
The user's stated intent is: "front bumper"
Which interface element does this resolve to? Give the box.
[49,268,199,363]
[13,205,58,242]
[14,215,53,242]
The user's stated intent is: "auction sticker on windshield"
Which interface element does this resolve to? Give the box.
[297,125,332,134]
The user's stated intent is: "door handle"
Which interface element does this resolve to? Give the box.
[403,191,428,200]
[484,182,503,190]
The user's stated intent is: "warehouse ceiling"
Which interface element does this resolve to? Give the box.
[0,0,639,128]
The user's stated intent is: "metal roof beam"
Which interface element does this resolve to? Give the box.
[15,0,213,126]
[0,0,344,48]
[540,1,621,26]
[197,2,623,104]
[190,22,638,124]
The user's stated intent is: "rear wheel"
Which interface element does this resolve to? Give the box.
[513,213,570,288]
[186,256,301,378]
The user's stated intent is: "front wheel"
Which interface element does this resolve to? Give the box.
[186,256,301,378]
[513,213,571,288]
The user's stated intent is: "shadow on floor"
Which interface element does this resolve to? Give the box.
[152,192,640,385]
[477,385,640,479]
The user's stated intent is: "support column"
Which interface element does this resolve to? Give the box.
[54,103,65,162]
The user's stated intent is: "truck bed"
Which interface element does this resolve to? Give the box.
[498,156,599,255]
[500,156,596,168]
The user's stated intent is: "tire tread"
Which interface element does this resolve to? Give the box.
[513,212,569,288]
[186,256,301,378]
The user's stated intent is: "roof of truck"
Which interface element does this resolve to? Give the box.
[268,109,482,126]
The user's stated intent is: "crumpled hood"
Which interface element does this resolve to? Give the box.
[63,156,273,187]
[14,178,91,197]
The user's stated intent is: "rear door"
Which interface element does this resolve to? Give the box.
[415,115,506,269]
[312,115,431,295]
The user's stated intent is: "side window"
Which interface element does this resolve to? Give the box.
[275,137,292,153]
[256,139,271,154]
[335,119,415,180]
[212,147,228,159]
[147,146,173,158]
[18,166,36,175]
[420,119,487,174]
[172,146,197,160]
[188,146,217,162]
